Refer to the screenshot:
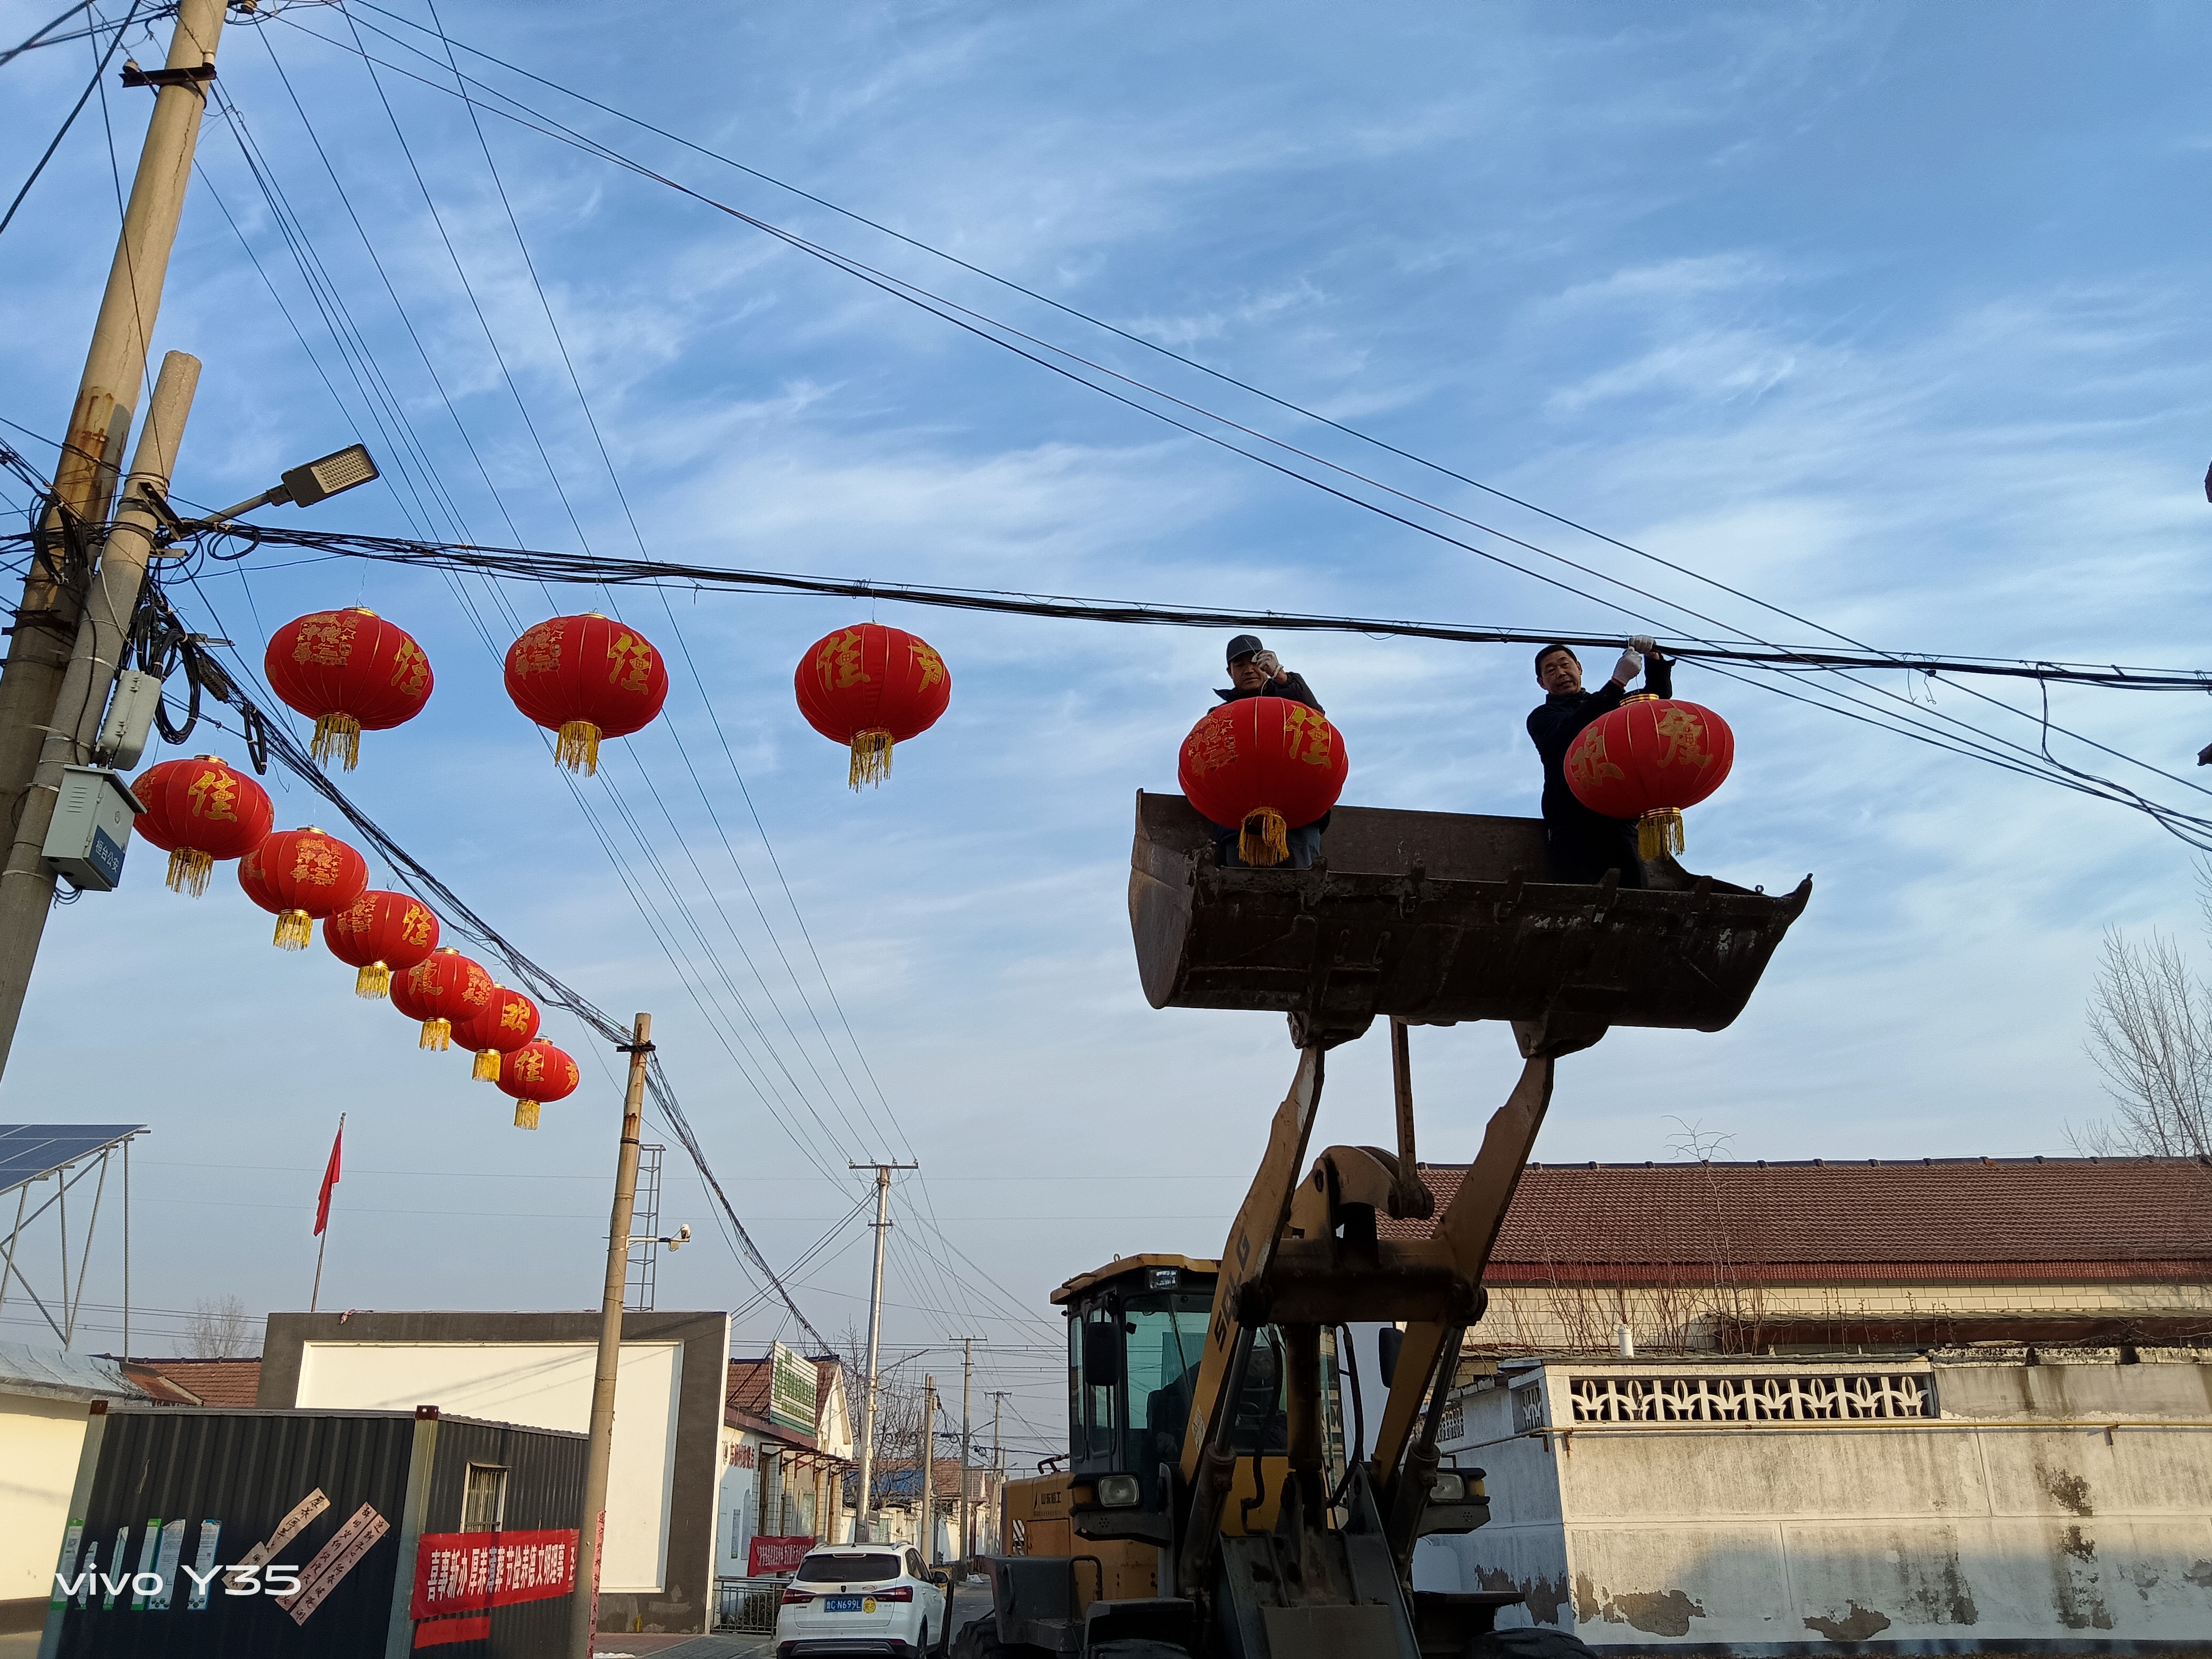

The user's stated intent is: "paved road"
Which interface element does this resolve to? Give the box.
[593,1585,993,1658]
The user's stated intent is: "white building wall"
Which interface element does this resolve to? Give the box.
[715,1426,759,1574]
[1,1392,94,1606]
[292,1339,683,1595]
[1429,1359,2212,1652]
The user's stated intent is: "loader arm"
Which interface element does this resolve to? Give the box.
[1368,1050,1555,1513]
[1172,1046,1327,1588]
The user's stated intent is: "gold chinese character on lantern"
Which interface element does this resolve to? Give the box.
[512,622,563,676]
[292,611,360,667]
[1182,711,1239,777]
[816,629,872,690]
[1653,707,1712,770]
[388,639,430,696]
[606,631,655,693]
[910,641,946,690]
[187,768,239,822]
[1284,704,1334,767]
[1567,727,1625,791]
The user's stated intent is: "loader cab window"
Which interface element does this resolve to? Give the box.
[1079,1303,1120,1458]
[1125,1293,1210,1477]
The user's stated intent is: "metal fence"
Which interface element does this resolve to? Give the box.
[715,1577,785,1634]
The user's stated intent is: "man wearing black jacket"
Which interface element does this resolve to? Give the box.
[1526,637,1672,885]
[1210,633,1326,868]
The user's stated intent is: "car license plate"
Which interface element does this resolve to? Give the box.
[826,1595,874,1613]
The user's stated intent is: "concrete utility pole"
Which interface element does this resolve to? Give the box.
[919,1375,937,1563]
[952,1335,982,1562]
[850,1160,915,1544]
[572,1014,652,1659]
[986,1390,1011,1555]
[0,0,226,1070]
[0,350,198,1066]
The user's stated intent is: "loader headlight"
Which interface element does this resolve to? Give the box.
[1096,1474,1142,1509]
[1430,1472,1466,1503]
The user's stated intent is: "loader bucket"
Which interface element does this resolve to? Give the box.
[1129,792,1809,1052]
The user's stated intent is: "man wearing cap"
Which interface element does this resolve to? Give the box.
[1211,634,1326,868]
[1527,638,1672,886]
[1218,633,1322,713]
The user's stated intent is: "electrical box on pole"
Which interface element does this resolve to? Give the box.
[94,669,163,769]
[40,767,143,892]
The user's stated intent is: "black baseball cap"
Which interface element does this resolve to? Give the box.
[1226,633,1264,664]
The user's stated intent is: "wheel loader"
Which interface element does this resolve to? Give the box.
[955,795,1809,1659]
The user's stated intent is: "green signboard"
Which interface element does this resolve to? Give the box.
[769,1341,818,1435]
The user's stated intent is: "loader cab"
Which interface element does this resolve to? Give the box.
[1054,1254,1347,1518]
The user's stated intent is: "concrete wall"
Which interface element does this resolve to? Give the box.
[0,1390,92,1625]
[1480,1279,2212,1353]
[1426,1358,2212,1654]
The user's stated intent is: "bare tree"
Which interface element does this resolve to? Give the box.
[2073,928,2212,1160]
[184,1295,258,1359]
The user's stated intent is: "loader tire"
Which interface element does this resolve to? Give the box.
[1463,1629,1601,1659]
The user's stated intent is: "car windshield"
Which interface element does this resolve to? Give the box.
[795,1552,900,1584]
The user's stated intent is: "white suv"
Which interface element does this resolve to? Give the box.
[776,1543,950,1658]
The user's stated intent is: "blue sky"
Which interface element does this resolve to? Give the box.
[1,2,2207,1454]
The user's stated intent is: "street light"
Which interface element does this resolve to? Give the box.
[194,442,381,528]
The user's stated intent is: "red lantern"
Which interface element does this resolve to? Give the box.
[793,624,951,789]
[325,889,440,998]
[263,607,434,770]
[130,755,273,895]
[497,1038,580,1130]
[453,985,542,1083]
[1177,697,1349,867]
[1564,694,1736,859]
[390,947,495,1051]
[504,613,669,774]
[237,827,368,949]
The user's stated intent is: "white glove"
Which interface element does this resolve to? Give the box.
[1628,636,1657,655]
[1612,648,1643,684]
[1250,649,1283,680]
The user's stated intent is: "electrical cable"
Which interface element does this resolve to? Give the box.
[0,0,144,241]
[0,0,102,67]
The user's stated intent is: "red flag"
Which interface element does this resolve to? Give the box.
[314,1118,343,1236]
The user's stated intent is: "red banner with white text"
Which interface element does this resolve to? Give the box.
[410,1529,577,1621]
[748,1535,816,1576]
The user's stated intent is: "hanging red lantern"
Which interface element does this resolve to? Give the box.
[1564,694,1736,859]
[129,755,273,895]
[236,827,369,949]
[453,985,542,1083]
[496,1038,580,1130]
[793,623,951,788]
[504,613,669,774]
[263,607,434,770]
[324,889,440,997]
[1177,697,1349,867]
[390,946,495,1051]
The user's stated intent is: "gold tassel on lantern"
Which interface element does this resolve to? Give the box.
[1239,807,1290,867]
[311,712,363,771]
[165,847,214,896]
[514,1100,540,1130]
[556,719,602,775]
[1638,808,1685,861]
[848,728,893,790]
[418,1017,452,1052]
[273,909,314,950]
[472,1049,501,1082]
[355,962,392,999]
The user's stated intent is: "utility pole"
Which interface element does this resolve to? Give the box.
[0,350,198,1068]
[987,1390,1011,1556]
[0,0,227,1075]
[850,1160,915,1544]
[918,1375,937,1564]
[571,1014,652,1659]
[952,1335,982,1562]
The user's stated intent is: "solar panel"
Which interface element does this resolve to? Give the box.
[0,1124,147,1196]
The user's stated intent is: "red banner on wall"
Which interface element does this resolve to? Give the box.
[748,1535,816,1576]
[410,1529,578,1621]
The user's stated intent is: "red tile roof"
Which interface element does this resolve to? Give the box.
[1379,1157,2212,1284]
[127,1358,264,1406]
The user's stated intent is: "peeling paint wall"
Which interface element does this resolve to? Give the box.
[1423,1358,2212,1653]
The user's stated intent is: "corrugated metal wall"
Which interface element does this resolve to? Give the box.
[45,1408,588,1659]
[423,1415,587,1655]
[52,1408,413,1658]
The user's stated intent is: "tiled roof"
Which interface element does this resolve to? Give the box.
[1378,1156,2212,1283]
[123,1358,264,1406]
[728,1354,841,1423]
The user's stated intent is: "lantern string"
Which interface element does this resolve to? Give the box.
[126,583,835,1353]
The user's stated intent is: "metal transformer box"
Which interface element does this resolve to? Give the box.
[41,767,143,892]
